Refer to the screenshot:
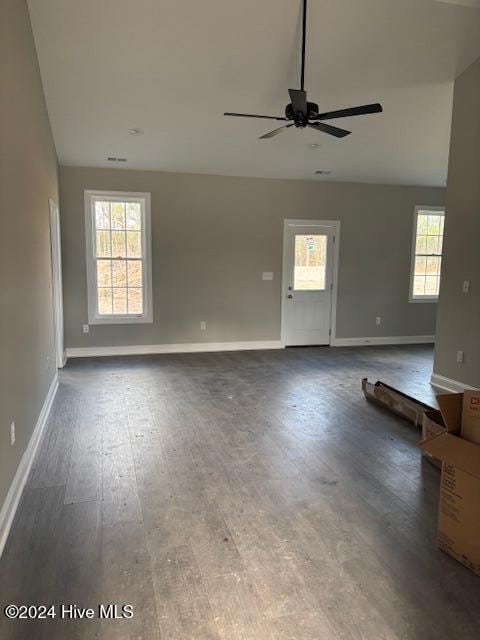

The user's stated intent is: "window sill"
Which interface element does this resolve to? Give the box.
[409,297,438,304]
[88,314,153,325]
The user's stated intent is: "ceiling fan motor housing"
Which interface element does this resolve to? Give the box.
[285,101,319,125]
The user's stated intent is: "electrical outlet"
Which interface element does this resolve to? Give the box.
[200,321,206,331]
[462,280,470,294]
[82,324,89,334]
[375,317,382,326]
[457,350,464,364]
[10,421,15,447]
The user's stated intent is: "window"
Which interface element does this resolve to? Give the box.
[409,206,445,302]
[85,190,152,324]
[294,234,327,290]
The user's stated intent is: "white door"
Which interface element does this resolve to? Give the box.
[282,220,338,346]
[49,199,65,368]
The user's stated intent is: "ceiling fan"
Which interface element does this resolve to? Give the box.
[224,0,382,139]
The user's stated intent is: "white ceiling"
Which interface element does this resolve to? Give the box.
[28,0,480,186]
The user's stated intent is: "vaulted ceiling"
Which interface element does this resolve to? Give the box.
[28,0,480,185]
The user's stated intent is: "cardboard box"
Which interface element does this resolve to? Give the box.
[462,390,480,445]
[422,410,445,469]
[362,378,434,428]
[420,390,480,576]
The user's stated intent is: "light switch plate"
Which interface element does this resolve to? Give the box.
[262,272,273,281]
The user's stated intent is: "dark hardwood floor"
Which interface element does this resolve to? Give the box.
[1,345,479,639]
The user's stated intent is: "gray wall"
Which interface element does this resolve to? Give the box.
[434,56,480,387]
[0,2,58,512]
[60,167,443,348]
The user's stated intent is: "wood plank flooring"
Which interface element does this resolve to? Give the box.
[1,345,479,639]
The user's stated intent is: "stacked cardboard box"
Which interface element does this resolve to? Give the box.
[420,389,480,576]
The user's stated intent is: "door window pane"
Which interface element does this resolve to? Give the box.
[294,235,327,290]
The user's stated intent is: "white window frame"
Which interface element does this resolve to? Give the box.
[409,205,445,303]
[84,190,153,324]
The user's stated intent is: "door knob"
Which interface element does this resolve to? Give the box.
[287,294,293,299]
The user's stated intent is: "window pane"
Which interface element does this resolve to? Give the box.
[427,215,441,235]
[112,259,127,287]
[127,231,142,258]
[111,202,126,229]
[90,195,148,319]
[96,230,111,257]
[412,210,444,299]
[417,214,428,235]
[126,203,141,230]
[426,256,441,276]
[414,256,427,275]
[426,235,439,254]
[413,276,426,296]
[415,235,427,254]
[113,288,127,314]
[98,287,112,314]
[97,260,111,287]
[127,288,143,314]
[112,230,127,257]
[95,202,110,229]
[127,260,142,287]
[425,275,439,296]
[294,235,327,290]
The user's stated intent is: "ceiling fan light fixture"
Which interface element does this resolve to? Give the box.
[223,0,382,141]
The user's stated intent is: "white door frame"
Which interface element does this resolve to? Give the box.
[281,219,340,347]
[49,199,65,368]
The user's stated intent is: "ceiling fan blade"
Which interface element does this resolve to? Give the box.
[259,124,294,139]
[314,103,383,121]
[307,122,351,138]
[288,89,307,115]
[224,112,287,121]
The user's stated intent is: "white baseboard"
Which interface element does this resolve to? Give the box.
[331,335,435,347]
[65,340,284,358]
[0,373,59,559]
[430,373,478,393]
